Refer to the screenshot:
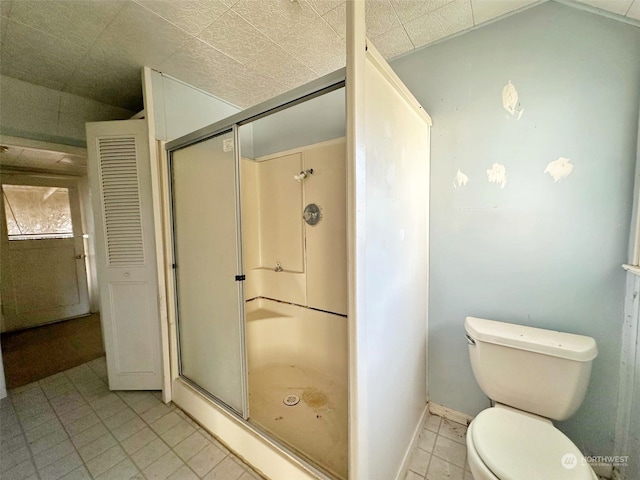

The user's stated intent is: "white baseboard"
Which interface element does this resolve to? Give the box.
[428,402,474,426]
[394,403,429,480]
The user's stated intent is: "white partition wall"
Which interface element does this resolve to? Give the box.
[347,2,432,478]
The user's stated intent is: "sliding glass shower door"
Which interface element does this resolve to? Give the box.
[170,128,248,417]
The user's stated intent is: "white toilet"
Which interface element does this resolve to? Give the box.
[464,316,599,480]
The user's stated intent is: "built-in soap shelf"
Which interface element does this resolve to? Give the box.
[251,266,305,275]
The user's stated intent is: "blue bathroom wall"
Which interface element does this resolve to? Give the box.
[391,1,640,456]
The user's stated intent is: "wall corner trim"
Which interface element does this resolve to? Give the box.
[622,264,640,276]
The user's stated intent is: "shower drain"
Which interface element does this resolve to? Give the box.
[283,394,300,406]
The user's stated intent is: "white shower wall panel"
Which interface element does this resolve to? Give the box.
[242,139,347,316]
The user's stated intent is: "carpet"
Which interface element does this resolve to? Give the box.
[1,313,105,389]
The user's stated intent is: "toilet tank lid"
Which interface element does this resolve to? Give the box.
[465,317,597,362]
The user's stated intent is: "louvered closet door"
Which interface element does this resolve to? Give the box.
[87,120,163,390]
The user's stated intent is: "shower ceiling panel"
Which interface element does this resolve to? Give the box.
[2,0,636,112]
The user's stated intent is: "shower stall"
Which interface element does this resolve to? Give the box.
[168,84,349,478]
[159,12,431,478]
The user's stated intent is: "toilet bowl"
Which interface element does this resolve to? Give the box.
[464,317,599,480]
[466,405,597,480]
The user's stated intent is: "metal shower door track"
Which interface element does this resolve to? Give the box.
[165,69,346,153]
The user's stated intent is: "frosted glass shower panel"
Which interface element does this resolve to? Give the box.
[171,131,246,415]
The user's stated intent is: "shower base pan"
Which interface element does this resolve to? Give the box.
[248,364,348,480]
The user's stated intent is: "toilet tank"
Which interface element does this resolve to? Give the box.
[465,317,598,421]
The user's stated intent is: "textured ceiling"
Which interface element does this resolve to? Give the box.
[0,0,639,111]
[0,145,87,174]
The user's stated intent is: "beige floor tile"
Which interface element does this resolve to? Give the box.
[37,451,83,480]
[63,412,101,437]
[33,439,75,469]
[405,470,425,480]
[167,465,199,480]
[130,396,162,415]
[424,413,441,433]
[117,391,155,406]
[3,459,36,480]
[58,404,94,426]
[150,412,182,435]
[1,445,31,472]
[59,466,92,479]
[19,410,58,432]
[1,418,23,439]
[417,428,437,452]
[131,437,170,470]
[408,447,431,476]
[88,392,120,411]
[95,458,140,480]
[239,470,262,480]
[85,444,127,477]
[187,444,227,477]
[1,432,27,455]
[70,423,109,449]
[42,381,77,401]
[141,403,174,424]
[28,428,69,456]
[438,419,467,445]
[173,431,209,462]
[161,420,196,447]
[103,408,137,431]
[16,401,54,423]
[94,398,128,420]
[426,455,464,480]
[143,450,185,480]
[202,456,246,480]
[50,393,87,417]
[111,416,147,442]
[120,427,159,455]
[24,418,64,443]
[77,432,117,462]
[433,435,466,468]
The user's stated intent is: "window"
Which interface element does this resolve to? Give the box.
[2,185,73,240]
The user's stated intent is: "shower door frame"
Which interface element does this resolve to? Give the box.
[168,125,249,418]
[165,71,346,480]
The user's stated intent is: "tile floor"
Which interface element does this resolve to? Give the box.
[0,357,262,480]
[404,412,472,480]
[402,413,610,480]
[4,358,603,480]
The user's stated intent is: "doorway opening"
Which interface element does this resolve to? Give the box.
[0,143,102,389]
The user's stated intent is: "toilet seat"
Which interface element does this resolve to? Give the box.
[471,407,595,480]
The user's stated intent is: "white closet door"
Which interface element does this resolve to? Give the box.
[87,119,163,390]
